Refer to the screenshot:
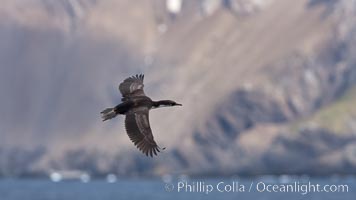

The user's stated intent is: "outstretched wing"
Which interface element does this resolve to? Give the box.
[124,109,161,157]
[119,74,145,101]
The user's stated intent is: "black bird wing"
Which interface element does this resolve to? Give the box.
[125,108,161,157]
[119,74,145,101]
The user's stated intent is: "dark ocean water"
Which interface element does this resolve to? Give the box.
[0,177,355,200]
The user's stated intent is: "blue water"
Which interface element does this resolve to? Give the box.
[0,177,355,200]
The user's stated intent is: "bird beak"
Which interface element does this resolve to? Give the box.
[176,103,182,106]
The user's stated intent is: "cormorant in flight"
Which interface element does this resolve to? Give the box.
[101,74,182,157]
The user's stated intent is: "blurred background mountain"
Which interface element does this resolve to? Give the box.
[0,0,356,178]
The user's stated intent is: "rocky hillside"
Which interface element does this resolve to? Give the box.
[0,0,355,177]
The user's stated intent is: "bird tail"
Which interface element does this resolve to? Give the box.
[100,108,117,121]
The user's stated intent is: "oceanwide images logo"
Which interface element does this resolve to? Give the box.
[164,180,350,195]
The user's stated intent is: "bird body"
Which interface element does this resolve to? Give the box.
[117,96,153,114]
[101,74,181,157]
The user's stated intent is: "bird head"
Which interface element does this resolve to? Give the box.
[155,100,182,108]
[168,100,182,107]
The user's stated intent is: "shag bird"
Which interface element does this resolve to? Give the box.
[101,74,182,157]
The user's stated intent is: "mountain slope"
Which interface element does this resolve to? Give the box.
[0,0,355,177]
